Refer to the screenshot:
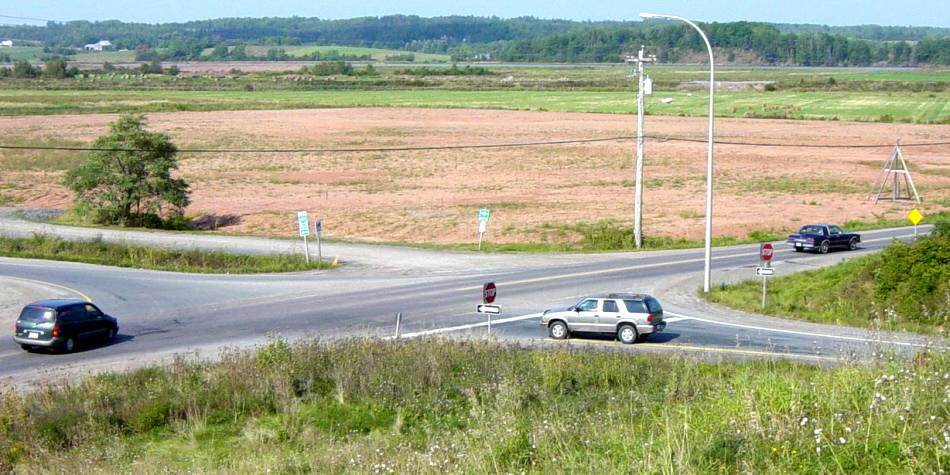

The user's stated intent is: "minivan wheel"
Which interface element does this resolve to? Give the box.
[618,324,638,344]
[62,337,76,353]
[549,321,569,340]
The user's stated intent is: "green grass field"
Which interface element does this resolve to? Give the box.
[0,338,944,472]
[242,44,451,62]
[0,88,946,122]
[69,50,137,63]
[0,234,334,273]
[0,46,43,61]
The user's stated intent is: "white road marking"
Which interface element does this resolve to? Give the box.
[453,233,918,292]
[393,312,544,339]
[664,311,945,350]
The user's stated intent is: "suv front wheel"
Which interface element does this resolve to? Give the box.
[617,324,638,344]
[548,321,569,340]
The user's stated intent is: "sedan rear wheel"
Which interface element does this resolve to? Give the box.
[819,240,831,254]
[548,321,569,340]
[618,324,638,344]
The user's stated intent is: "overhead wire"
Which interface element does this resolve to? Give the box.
[0,136,948,154]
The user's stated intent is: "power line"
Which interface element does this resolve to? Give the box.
[0,14,56,23]
[0,136,948,154]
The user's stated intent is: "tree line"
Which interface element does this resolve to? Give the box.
[0,16,947,65]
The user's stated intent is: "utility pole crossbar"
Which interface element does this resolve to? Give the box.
[871,139,922,204]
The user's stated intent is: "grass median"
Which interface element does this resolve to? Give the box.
[0,338,945,472]
[0,234,334,273]
[705,220,949,336]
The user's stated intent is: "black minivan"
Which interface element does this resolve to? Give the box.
[13,299,119,353]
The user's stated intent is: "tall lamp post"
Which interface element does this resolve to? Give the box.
[640,12,716,293]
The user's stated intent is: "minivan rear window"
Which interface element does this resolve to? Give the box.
[645,298,663,313]
[19,306,54,323]
[623,300,647,313]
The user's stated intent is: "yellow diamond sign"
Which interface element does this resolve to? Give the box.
[907,209,924,226]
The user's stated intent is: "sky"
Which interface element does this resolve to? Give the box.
[2,0,949,27]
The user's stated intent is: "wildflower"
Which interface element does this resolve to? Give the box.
[800,417,809,426]
[771,447,778,453]
[838,437,847,444]
[814,428,822,435]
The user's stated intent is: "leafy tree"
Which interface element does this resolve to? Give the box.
[11,60,38,78]
[64,114,190,227]
[43,58,69,78]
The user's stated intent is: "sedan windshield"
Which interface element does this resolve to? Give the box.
[19,306,54,323]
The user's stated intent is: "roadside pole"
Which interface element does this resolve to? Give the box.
[757,243,774,310]
[477,282,500,338]
[315,219,323,264]
[630,46,655,249]
[907,209,923,241]
[297,211,311,264]
[477,208,490,251]
[394,312,402,339]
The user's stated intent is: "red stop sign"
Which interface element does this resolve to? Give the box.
[760,243,774,261]
[483,282,497,304]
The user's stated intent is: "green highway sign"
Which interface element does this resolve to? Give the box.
[297,211,310,237]
[478,208,490,221]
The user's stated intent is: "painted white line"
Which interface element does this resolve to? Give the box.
[665,311,945,350]
[393,313,689,340]
[392,313,544,339]
[453,233,918,292]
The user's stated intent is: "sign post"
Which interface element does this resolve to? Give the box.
[907,209,924,240]
[297,211,311,264]
[314,219,323,264]
[758,243,774,309]
[476,208,490,251]
[479,282,498,336]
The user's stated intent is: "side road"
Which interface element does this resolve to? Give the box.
[0,210,933,275]
[653,246,944,351]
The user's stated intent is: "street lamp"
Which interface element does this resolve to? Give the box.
[640,12,716,293]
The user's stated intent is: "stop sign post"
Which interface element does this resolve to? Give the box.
[758,243,775,309]
[478,282,500,336]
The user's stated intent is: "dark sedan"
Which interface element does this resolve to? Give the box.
[787,224,861,254]
[13,299,118,353]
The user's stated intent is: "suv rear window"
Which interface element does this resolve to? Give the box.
[19,306,54,323]
[623,300,647,313]
[645,298,663,313]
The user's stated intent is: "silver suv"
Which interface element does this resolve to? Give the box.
[539,293,666,344]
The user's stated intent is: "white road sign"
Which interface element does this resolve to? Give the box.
[297,211,310,237]
[476,304,502,314]
[755,267,775,277]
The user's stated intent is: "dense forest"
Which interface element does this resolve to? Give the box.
[1,15,948,65]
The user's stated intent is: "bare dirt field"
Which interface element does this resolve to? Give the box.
[1,108,947,245]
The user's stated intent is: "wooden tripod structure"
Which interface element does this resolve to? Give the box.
[870,140,921,204]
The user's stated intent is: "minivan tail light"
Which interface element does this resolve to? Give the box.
[52,323,60,338]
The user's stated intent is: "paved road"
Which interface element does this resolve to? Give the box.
[0,223,941,384]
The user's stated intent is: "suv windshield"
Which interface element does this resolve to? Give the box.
[19,306,54,323]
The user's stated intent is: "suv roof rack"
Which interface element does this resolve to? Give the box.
[594,293,648,300]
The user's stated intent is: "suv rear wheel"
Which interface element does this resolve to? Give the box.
[617,324,638,344]
[548,321,569,340]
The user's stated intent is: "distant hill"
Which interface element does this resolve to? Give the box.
[0,15,947,66]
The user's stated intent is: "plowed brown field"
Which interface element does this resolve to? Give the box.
[1,108,947,244]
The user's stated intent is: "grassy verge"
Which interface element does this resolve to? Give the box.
[0,338,945,472]
[705,219,949,336]
[0,234,333,273]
